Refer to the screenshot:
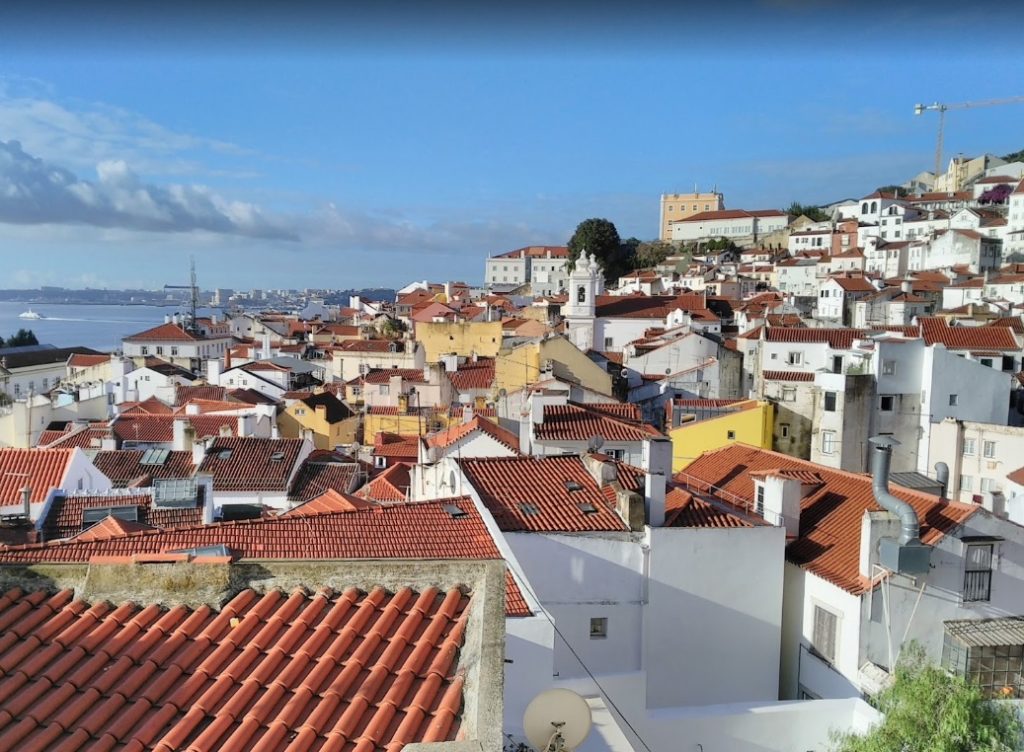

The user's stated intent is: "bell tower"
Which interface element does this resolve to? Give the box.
[564,252,602,350]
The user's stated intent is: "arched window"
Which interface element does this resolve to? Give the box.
[577,285,587,304]
[871,201,877,213]
[862,202,869,214]
[888,205,898,215]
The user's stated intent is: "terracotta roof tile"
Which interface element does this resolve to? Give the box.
[594,293,713,320]
[426,416,520,454]
[355,463,411,503]
[284,488,374,515]
[493,245,569,259]
[373,434,420,461]
[459,455,630,532]
[67,353,110,368]
[197,438,305,493]
[92,450,196,487]
[356,368,427,385]
[42,490,204,541]
[448,359,495,391]
[663,487,754,528]
[288,460,361,502]
[123,322,200,342]
[918,317,1020,351]
[0,583,472,750]
[0,448,76,505]
[676,444,977,594]
[763,370,816,382]
[112,415,242,444]
[535,404,661,442]
[173,384,228,405]
[1007,466,1024,486]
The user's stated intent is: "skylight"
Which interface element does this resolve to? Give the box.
[518,502,540,516]
[577,502,599,515]
[443,503,468,519]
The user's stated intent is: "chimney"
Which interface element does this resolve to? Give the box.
[207,358,222,385]
[530,394,545,426]
[901,276,913,295]
[164,314,171,324]
[237,414,254,437]
[981,491,1007,519]
[185,403,201,416]
[645,472,666,527]
[756,474,801,538]
[582,453,617,487]
[934,461,950,498]
[869,436,931,575]
[224,348,232,371]
[444,282,452,300]
[196,473,215,524]
[172,417,193,451]
[192,436,208,466]
[20,486,31,520]
[641,436,673,478]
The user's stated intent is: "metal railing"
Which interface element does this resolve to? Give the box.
[672,471,785,527]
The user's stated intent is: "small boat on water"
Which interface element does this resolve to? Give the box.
[18,309,44,320]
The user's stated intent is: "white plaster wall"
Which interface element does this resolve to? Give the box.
[792,571,863,699]
[760,340,830,374]
[505,532,645,680]
[647,526,786,707]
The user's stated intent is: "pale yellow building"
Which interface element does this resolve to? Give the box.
[494,335,613,398]
[278,392,359,450]
[660,191,725,241]
[415,320,504,362]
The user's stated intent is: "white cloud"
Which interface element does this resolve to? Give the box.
[0,139,296,240]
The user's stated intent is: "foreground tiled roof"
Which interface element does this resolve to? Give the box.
[0,584,471,751]
[42,490,204,540]
[535,404,661,442]
[459,455,630,533]
[0,448,75,504]
[197,438,305,492]
[918,317,1020,351]
[676,444,977,593]
[356,463,411,503]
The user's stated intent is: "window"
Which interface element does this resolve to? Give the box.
[171,346,179,356]
[1002,356,1015,371]
[963,543,993,602]
[141,346,149,355]
[981,358,993,368]
[812,605,838,664]
[727,430,736,440]
[824,391,837,412]
[156,346,164,355]
[949,394,959,406]
[374,456,387,469]
[880,395,894,412]
[980,440,996,459]
[980,477,994,492]
[780,423,790,439]
[961,474,973,492]
[963,438,976,456]
[605,449,625,460]
[782,387,796,402]
[821,430,836,454]
[942,628,1023,698]
[882,359,896,375]
[787,351,803,365]
[755,484,765,516]
[589,617,608,639]
[379,385,389,395]
[832,355,843,374]
[603,337,614,349]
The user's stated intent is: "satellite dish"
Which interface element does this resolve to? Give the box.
[587,435,605,453]
[498,388,508,398]
[524,688,592,752]
[619,369,629,378]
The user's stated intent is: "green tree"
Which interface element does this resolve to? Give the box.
[567,218,629,281]
[787,201,831,222]
[874,184,909,198]
[1001,149,1024,163]
[832,645,1022,752]
[5,329,38,347]
[631,240,676,270]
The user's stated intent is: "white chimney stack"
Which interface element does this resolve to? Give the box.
[645,472,666,527]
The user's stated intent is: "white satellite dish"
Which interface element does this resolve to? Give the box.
[523,688,592,752]
[586,435,605,453]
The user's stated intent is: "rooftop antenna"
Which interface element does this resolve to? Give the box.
[523,688,592,752]
[164,256,200,335]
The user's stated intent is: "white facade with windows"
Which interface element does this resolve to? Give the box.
[484,246,569,294]
[928,419,1024,512]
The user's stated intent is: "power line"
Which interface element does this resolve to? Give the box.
[511,570,656,752]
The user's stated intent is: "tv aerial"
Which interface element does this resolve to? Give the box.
[524,688,593,752]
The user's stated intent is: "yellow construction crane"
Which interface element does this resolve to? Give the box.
[913,96,1024,179]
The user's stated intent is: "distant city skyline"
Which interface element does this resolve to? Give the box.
[1,2,1023,289]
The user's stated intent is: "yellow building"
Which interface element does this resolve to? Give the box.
[494,335,613,398]
[278,392,359,450]
[363,404,500,439]
[660,191,725,241]
[415,321,504,362]
[667,399,773,472]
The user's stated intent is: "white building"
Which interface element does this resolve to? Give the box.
[929,419,1024,512]
[670,209,789,244]
[0,447,111,521]
[121,319,233,372]
[907,229,1002,273]
[816,274,876,323]
[484,245,570,295]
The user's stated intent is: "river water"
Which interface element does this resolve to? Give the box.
[0,302,222,352]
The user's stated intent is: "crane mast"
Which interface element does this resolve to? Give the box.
[163,257,199,335]
[913,96,1024,181]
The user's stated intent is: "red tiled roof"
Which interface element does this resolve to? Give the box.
[671,398,745,409]
[535,404,660,442]
[284,488,373,515]
[576,402,642,422]
[427,416,520,454]
[493,245,569,259]
[123,322,199,342]
[764,326,918,348]
[676,444,977,593]
[664,486,754,528]
[197,437,305,492]
[288,460,360,502]
[356,463,412,503]
[42,491,204,540]
[0,583,472,751]
[827,275,875,293]
[0,448,75,504]
[448,359,495,391]
[1007,466,1024,486]
[672,208,786,222]
[919,317,1020,351]
[73,515,156,540]
[92,450,196,487]
[593,293,710,320]
[357,368,427,385]
[373,433,420,459]
[987,317,1024,336]
[459,455,630,533]
[174,384,228,405]
[120,395,176,415]
[111,414,242,444]
[67,353,109,368]
[332,339,404,353]
[762,370,816,382]
[36,423,111,450]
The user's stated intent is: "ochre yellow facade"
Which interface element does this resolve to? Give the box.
[278,402,358,450]
[669,401,773,472]
[415,321,504,362]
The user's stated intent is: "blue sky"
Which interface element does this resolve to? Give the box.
[0,2,1023,290]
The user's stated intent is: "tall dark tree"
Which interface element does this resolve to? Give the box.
[786,202,831,222]
[567,218,628,281]
[4,329,38,347]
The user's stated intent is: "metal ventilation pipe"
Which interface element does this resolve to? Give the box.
[869,437,921,545]
[934,462,950,499]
